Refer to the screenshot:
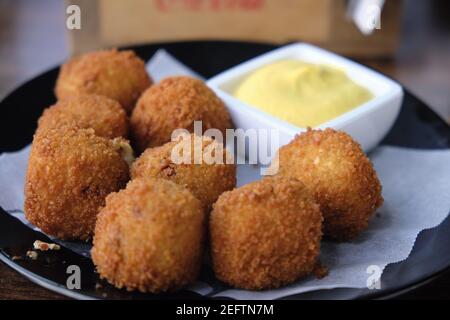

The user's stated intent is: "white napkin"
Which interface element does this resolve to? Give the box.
[0,50,449,300]
[347,0,385,35]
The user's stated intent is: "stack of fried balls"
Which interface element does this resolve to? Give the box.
[24,49,383,293]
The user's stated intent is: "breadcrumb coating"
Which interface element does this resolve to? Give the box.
[131,134,236,211]
[130,76,233,152]
[24,126,130,240]
[92,177,205,293]
[275,128,383,241]
[210,176,323,290]
[55,49,152,113]
[37,95,128,139]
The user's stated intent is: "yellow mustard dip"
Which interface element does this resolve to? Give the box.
[233,59,373,127]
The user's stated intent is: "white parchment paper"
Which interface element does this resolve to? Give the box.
[0,50,449,299]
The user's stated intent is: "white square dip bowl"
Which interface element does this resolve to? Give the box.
[207,43,404,158]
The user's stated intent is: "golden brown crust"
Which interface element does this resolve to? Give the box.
[91,177,205,293]
[210,176,323,290]
[37,95,128,139]
[131,134,236,211]
[24,126,130,240]
[130,76,233,152]
[275,128,383,241]
[55,49,152,113]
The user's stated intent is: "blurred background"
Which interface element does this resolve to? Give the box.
[0,0,449,123]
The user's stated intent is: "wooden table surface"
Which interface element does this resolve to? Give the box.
[0,0,449,300]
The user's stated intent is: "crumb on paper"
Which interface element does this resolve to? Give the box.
[33,240,61,251]
[26,250,38,260]
[313,261,329,279]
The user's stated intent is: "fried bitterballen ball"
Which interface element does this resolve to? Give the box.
[37,95,128,139]
[55,49,152,113]
[131,133,236,211]
[92,177,205,293]
[130,76,233,152]
[24,126,131,240]
[210,176,323,290]
[274,128,383,241]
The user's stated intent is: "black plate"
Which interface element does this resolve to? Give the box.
[0,41,449,300]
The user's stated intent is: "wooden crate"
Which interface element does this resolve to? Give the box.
[67,0,402,57]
